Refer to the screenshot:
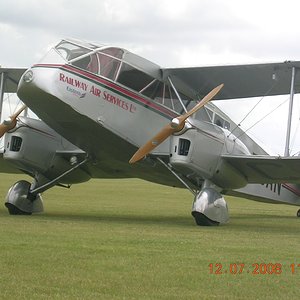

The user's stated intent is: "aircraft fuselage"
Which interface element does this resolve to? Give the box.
[17,39,250,188]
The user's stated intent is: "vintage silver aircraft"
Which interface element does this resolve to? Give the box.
[1,38,300,226]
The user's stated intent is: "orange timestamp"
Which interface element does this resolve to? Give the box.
[209,263,300,275]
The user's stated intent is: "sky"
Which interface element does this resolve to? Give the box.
[1,0,300,154]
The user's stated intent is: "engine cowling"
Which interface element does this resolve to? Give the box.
[169,120,248,189]
[3,117,90,185]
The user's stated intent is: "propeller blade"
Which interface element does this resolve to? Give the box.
[129,84,224,164]
[129,124,175,164]
[11,104,27,121]
[176,83,224,125]
[0,105,27,138]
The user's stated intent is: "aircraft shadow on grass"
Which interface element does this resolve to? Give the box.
[42,212,194,228]
[37,212,300,233]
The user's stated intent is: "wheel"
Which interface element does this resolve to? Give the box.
[191,187,229,226]
[4,180,43,215]
[191,211,219,226]
[5,203,32,215]
[297,209,300,218]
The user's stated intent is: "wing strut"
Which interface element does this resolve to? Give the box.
[284,66,297,156]
[167,76,188,113]
[0,72,5,121]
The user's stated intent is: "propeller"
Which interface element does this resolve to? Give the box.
[0,104,27,138]
[129,84,224,164]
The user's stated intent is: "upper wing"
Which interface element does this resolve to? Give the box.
[0,68,27,93]
[222,154,300,183]
[163,61,300,100]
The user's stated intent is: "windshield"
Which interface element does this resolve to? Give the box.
[55,41,92,61]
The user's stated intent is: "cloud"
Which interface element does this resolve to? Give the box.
[2,0,300,154]
[0,0,264,67]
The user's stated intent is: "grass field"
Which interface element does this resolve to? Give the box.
[0,173,300,299]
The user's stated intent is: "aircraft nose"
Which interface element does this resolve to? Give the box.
[22,69,34,84]
[17,67,50,113]
[17,69,34,99]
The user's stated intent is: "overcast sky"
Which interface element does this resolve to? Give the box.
[1,0,300,154]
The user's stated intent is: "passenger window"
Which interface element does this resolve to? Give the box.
[195,107,212,121]
[141,80,162,99]
[117,63,153,92]
[224,121,230,130]
[214,115,224,127]
[205,108,214,122]
[152,83,192,114]
[214,114,230,129]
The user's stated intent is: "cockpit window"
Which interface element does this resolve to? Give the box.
[55,41,91,61]
[98,53,121,80]
[70,51,122,81]
[100,47,124,59]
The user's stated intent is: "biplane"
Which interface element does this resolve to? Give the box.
[1,38,300,226]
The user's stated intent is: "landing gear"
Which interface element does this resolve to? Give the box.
[4,180,43,215]
[297,209,300,218]
[156,158,229,226]
[4,157,89,215]
[191,188,229,226]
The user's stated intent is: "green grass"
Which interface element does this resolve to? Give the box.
[0,173,300,299]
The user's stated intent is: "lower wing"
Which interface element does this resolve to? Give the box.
[222,154,300,183]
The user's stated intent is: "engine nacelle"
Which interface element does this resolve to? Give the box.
[169,120,248,189]
[3,117,90,184]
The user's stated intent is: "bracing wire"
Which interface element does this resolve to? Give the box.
[235,97,289,140]
[2,93,22,117]
[228,80,278,137]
